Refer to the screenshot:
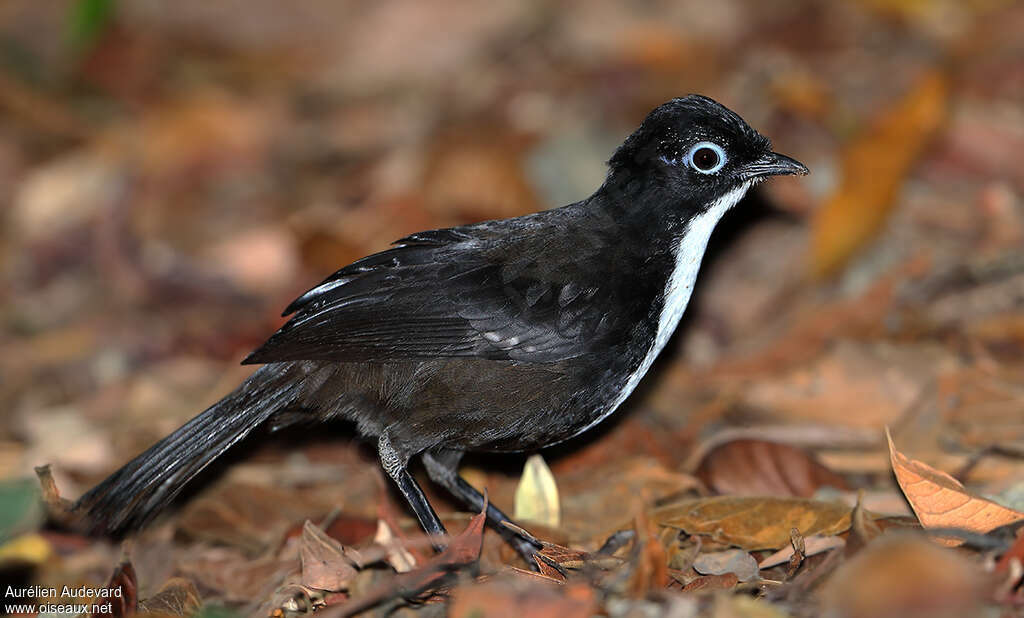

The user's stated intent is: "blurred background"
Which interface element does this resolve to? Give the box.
[1,0,1023,614]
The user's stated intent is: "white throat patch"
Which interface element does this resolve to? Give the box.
[578,180,754,436]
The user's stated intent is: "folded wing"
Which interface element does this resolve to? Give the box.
[243,217,633,365]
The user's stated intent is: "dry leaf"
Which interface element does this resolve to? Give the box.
[887,429,1024,545]
[300,520,359,592]
[695,439,848,497]
[693,549,760,582]
[682,573,738,593]
[626,511,669,597]
[810,71,947,277]
[653,496,852,550]
[323,508,488,617]
[515,454,560,527]
[560,456,702,541]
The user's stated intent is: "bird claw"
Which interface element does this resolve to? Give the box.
[500,520,544,548]
[499,520,554,571]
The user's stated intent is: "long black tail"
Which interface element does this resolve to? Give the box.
[75,363,307,535]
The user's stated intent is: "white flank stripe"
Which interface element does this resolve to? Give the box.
[575,181,753,437]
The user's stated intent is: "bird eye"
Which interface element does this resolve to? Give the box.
[687,142,726,174]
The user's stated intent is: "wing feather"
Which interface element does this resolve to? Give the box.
[244,214,643,365]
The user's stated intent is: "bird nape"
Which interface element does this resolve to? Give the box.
[75,94,808,568]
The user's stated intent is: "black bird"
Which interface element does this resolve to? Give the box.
[76,95,807,564]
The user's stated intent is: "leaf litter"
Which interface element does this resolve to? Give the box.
[3,0,1024,616]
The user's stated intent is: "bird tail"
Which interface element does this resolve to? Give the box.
[75,362,306,535]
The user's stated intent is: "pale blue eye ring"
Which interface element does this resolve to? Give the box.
[687,142,726,174]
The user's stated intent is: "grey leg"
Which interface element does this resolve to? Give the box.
[422,449,543,566]
[379,433,447,553]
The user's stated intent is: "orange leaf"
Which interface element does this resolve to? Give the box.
[886,429,1024,545]
[653,496,852,551]
[810,71,947,277]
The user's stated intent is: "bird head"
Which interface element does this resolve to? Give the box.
[606,95,807,211]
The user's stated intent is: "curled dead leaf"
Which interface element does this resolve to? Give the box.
[886,429,1024,546]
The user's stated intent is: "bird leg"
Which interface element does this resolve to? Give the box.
[378,433,447,553]
[422,449,544,567]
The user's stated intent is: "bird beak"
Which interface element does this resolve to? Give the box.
[740,152,809,180]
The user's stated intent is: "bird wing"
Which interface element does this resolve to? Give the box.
[243,213,639,365]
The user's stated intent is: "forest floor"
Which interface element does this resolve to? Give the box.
[2,1,1023,616]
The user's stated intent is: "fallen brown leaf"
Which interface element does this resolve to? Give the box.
[692,549,759,582]
[810,71,947,277]
[681,573,738,593]
[653,496,853,551]
[321,507,488,617]
[300,520,359,592]
[626,511,669,597]
[559,456,703,541]
[695,439,848,497]
[887,429,1024,545]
